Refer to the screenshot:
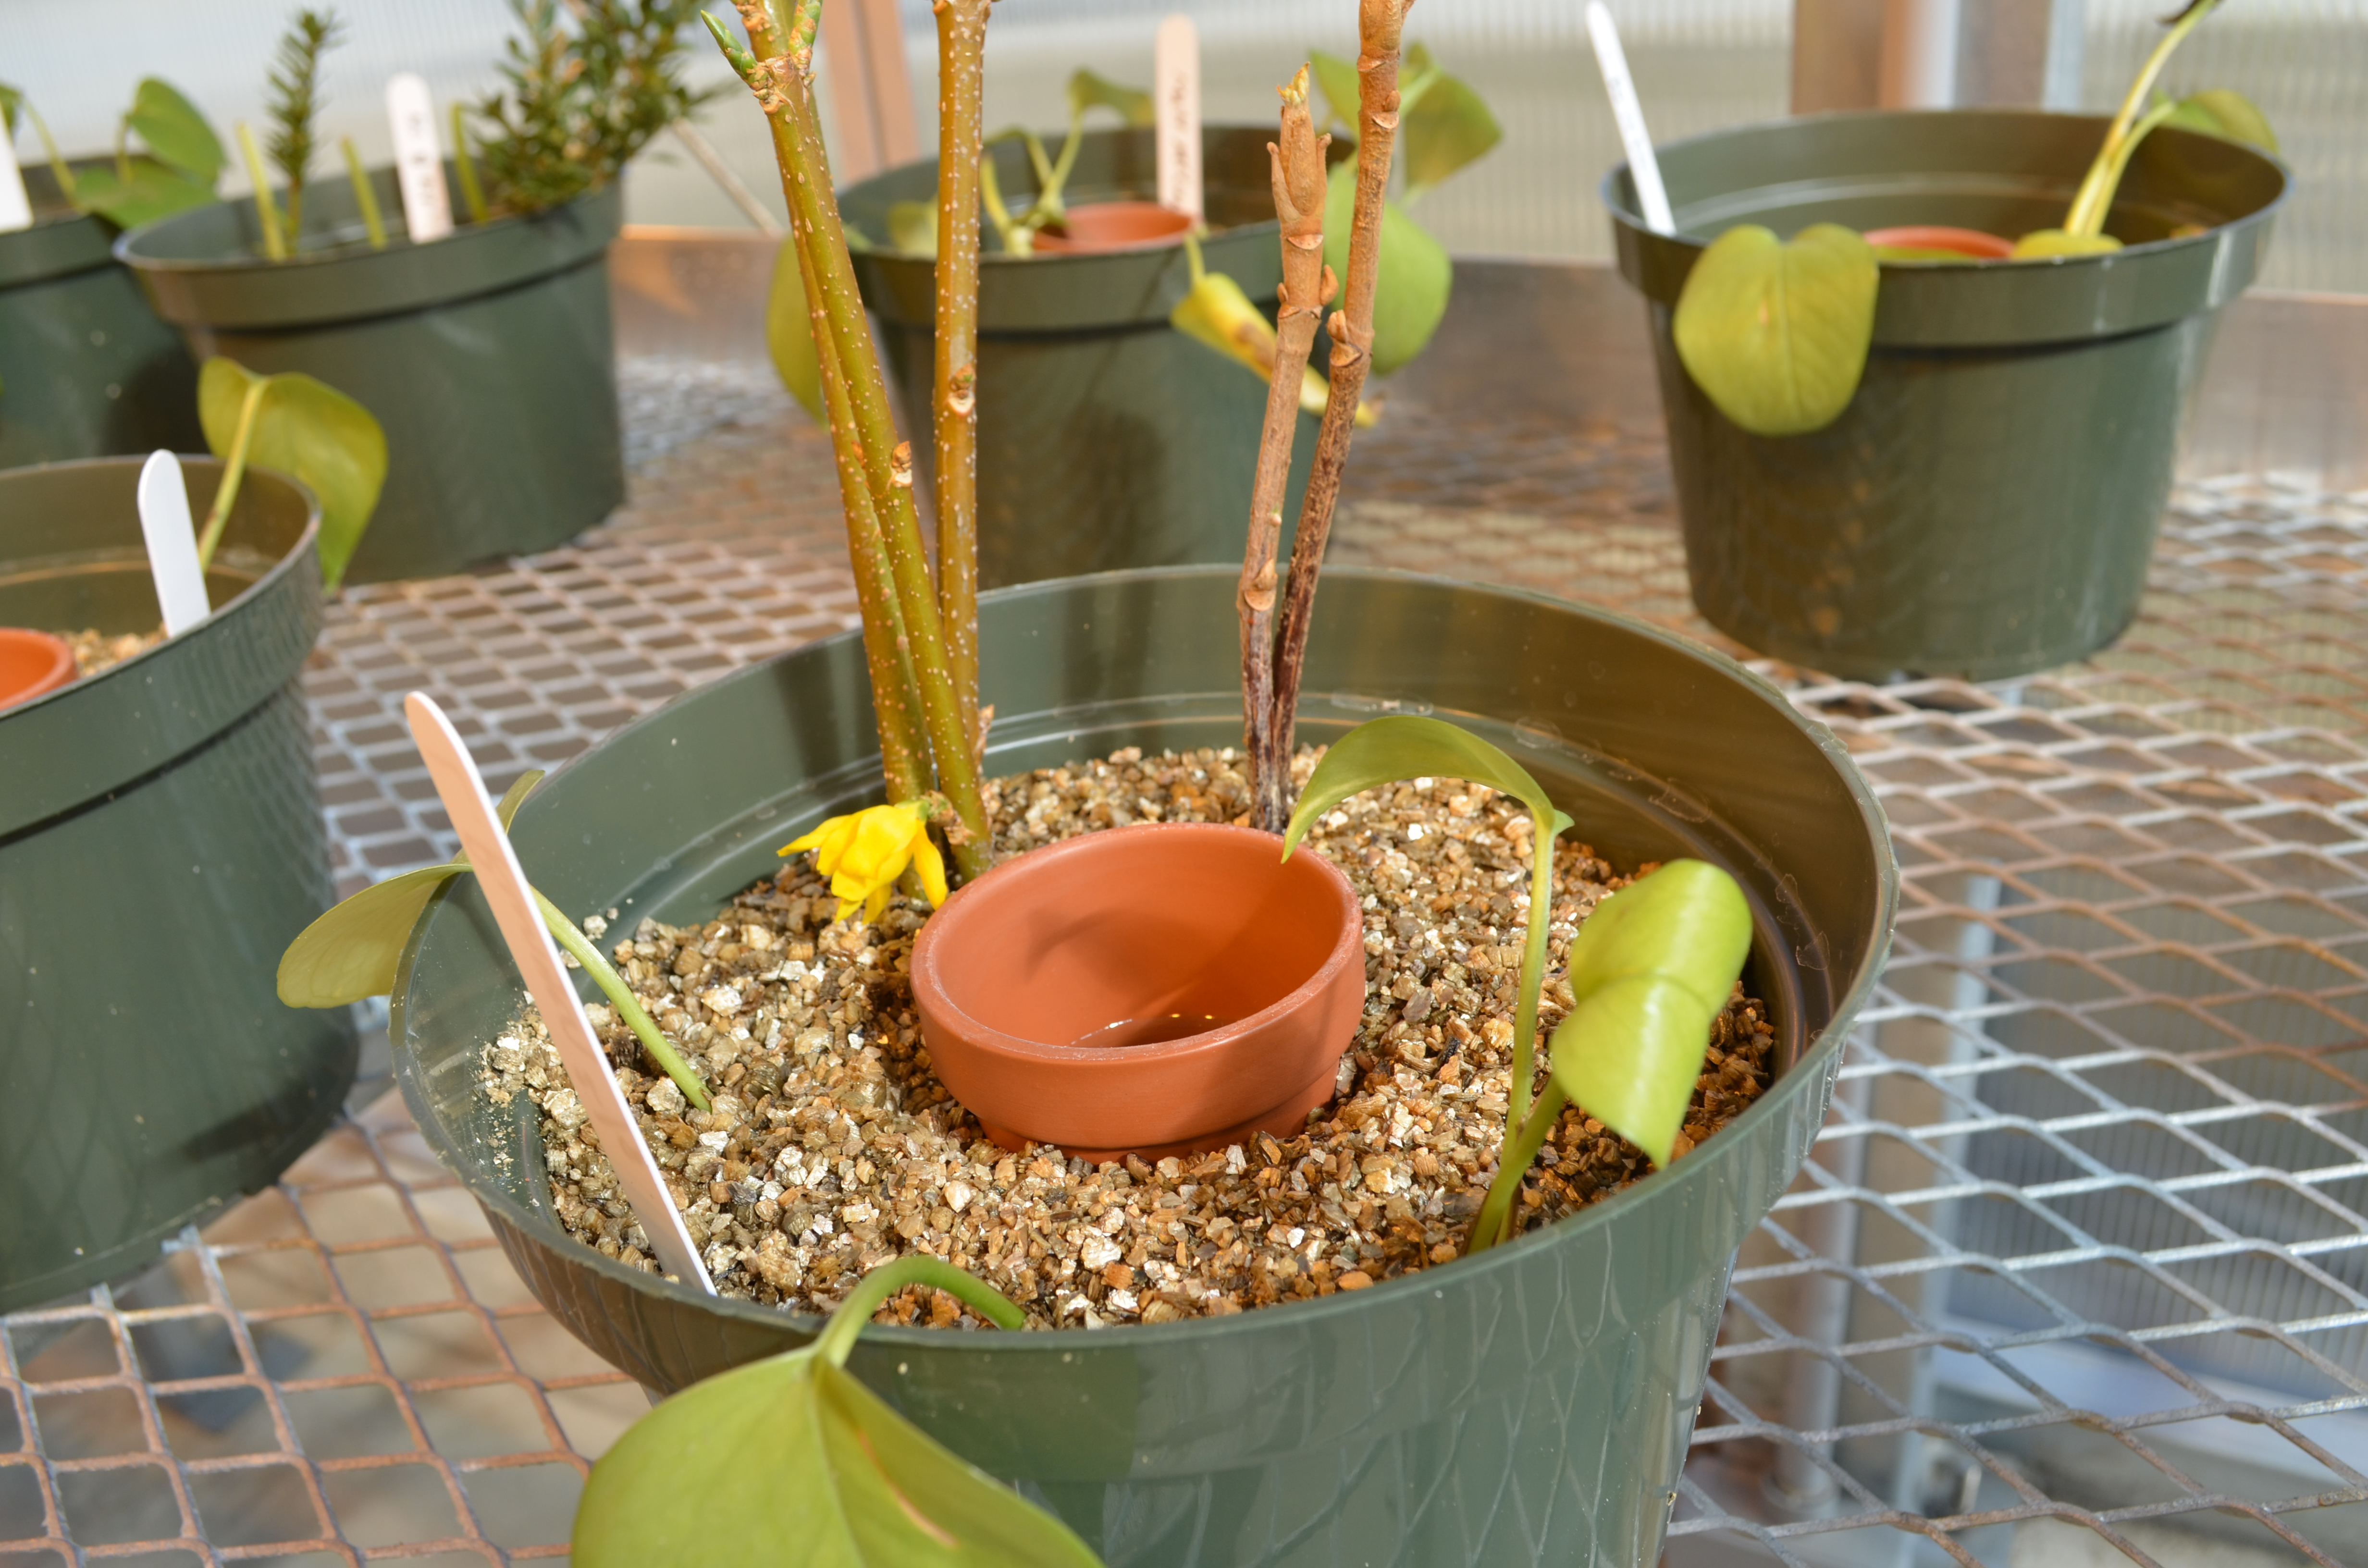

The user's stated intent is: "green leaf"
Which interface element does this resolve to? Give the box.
[1398,53,1499,201]
[126,78,225,183]
[575,1351,1102,1567]
[70,157,217,229]
[198,357,388,590]
[2162,88,2277,153]
[1067,68,1152,129]
[2009,228,2124,258]
[1285,715,1554,857]
[1,82,22,139]
[1672,222,1878,438]
[887,199,939,259]
[1549,859,1751,1167]
[1307,50,1359,134]
[765,237,824,422]
[1321,158,1453,377]
[275,772,543,1008]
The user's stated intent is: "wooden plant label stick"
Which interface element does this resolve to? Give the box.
[0,130,31,234]
[1584,2,1674,236]
[385,73,454,244]
[136,452,211,636]
[1155,13,1202,220]
[404,692,714,1294]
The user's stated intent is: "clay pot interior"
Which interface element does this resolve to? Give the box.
[0,628,76,711]
[911,822,1365,1162]
[1862,223,2016,259]
[1031,200,1195,255]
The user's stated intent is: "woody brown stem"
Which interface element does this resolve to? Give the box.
[1242,68,1332,835]
[934,0,991,759]
[1265,0,1408,806]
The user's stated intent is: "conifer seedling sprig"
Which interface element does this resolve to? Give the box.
[265,7,344,240]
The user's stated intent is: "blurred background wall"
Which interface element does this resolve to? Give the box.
[3,0,2359,291]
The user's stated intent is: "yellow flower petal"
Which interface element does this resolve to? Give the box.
[864,882,893,922]
[910,833,949,907]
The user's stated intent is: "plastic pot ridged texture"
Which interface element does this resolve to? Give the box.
[0,165,205,468]
[0,457,354,1310]
[841,129,1328,588]
[392,568,1895,1566]
[115,166,623,585]
[1608,110,2285,682]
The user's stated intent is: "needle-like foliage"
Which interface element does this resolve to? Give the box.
[264,8,344,239]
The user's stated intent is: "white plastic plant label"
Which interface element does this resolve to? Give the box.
[136,452,211,636]
[1154,13,1201,221]
[0,127,33,234]
[384,73,453,243]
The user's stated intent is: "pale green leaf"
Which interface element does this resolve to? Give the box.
[1321,158,1453,377]
[275,772,540,1008]
[2009,229,2124,258]
[765,237,823,422]
[70,157,217,229]
[199,357,388,590]
[126,78,224,183]
[1067,68,1152,128]
[1168,270,1273,380]
[1399,58,1499,201]
[1307,50,1359,134]
[574,1348,1103,1567]
[1,83,22,139]
[1549,859,1751,1166]
[887,199,939,259]
[2162,88,2277,153]
[1285,715,1554,858]
[1672,222,1877,437]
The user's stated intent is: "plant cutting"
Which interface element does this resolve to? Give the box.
[196,355,387,588]
[1609,6,2284,681]
[2,76,223,230]
[116,0,704,582]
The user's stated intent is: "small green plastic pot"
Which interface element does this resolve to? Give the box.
[0,457,354,1311]
[840,129,1328,588]
[0,164,204,469]
[1608,110,2285,682]
[392,568,1895,1566]
[115,166,623,585]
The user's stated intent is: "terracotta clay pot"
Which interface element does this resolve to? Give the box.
[0,628,76,711]
[1861,223,2015,258]
[910,821,1364,1162]
[1031,200,1195,255]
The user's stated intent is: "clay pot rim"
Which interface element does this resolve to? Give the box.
[0,627,78,711]
[1031,199,1197,257]
[911,820,1363,1068]
[1862,223,2017,260]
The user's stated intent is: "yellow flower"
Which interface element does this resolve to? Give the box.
[779,800,948,924]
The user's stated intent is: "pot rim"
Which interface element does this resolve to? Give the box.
[0,626,77,709]
[911,820,1361,1067]
[393,565,1899,1351]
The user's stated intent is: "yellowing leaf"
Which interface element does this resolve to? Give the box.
[198,357,388,590]
[1549,859,1751,1167]
[1322,157,1452,378]
[2163,87,2277,153]
[1672,222,1877,437]
[1398,46,1500,201]
[2010,229,2124,258]
[765,237,824,422]
[127,77,225,183]
[277,772,541,1008]
[887,199,939,259]
[1168,270,1372,425]
[1284,715,1570,858]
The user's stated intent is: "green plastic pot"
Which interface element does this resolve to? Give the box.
[0,164,204,469]
[392,568,1896,1566]
[1608,110,2286,682]
[840,129,1328,588]
[115,167,624,585]
[0,457,354,1311]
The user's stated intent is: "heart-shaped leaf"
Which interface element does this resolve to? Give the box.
[574,1261,1101,1568]
[2162,87,2276,153]
[126,77,224,183]
[70,156,217,230]
[199,357,388,590]
[277,772,541,1007]
[1398,46,1500,202]
[1307,49,1360,135]
[1322,157,1453,377]
[1549,859,1751,1166]
[1673,222,1877,437]
[1067,68,1152,128]
[1285,715,1571,857]
[765,237,824,421]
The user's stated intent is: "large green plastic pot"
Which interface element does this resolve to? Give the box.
[1608,110,2285,682]
[841,129,1328,588]
[0,164,204,468]
[392,568,1895,1566]
[115,167,623,585]
[0,457,354,1310]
